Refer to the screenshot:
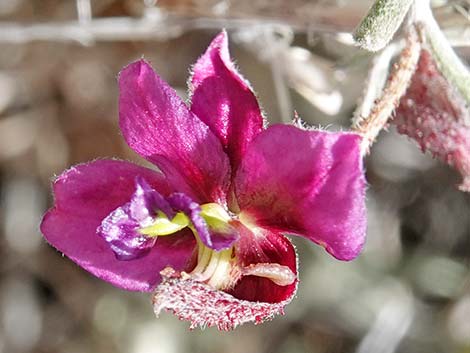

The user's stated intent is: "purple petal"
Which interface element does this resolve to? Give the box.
[153,268,295,331]
[168,193,238,250]
[119,59,231,204]
[131,176,175,220]
[207,224,240,251]
[40,159,196,291]
[190,31,264,172]
[235,124,367,261]
[97,177,174,260]
[98,206,157,261]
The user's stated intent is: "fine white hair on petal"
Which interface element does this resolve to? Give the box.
[152,268,297,331]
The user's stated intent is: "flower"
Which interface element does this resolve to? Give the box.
[41,31,367,330]
[395,50,470,192]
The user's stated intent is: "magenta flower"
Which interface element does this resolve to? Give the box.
[41,31,366,330]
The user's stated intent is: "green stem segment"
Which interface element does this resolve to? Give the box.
[354,0,414,52]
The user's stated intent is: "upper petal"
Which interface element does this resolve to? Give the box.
[190,31,264,172]
[40,159,196,292]
[119,59,231,204]
[235,124,367,261]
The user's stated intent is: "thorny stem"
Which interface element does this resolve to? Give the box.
[352,25,422,156]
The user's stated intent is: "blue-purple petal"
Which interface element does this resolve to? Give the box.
[167,193,238,250]
[98,177,173,260]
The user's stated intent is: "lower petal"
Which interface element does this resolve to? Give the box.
[228,222,298,304]
[153,267,295,331]
[40,159,196,291]
[152,223,297,330]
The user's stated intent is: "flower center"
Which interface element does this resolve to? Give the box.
[138,202,295,291]
[139,211,189,236]
[138,203,237,289]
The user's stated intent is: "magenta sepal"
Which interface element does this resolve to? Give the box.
[395,50,470,191]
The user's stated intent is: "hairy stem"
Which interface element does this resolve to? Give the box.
[354,0,414,51]
[353,25,422,155]
[353,42,400,121]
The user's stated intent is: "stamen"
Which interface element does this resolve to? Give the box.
[198,251,221,281]
[207,249,233,288]
[196,239,208,264]
[189,244,234,290]
[188,242,295,290]
[241,263,296,286]
[180,203,296,291]
[191,241,212,274]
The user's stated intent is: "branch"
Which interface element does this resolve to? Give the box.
[353,26,422,155]
[0,4,463,44]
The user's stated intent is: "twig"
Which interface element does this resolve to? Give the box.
[353,42,400,122]
[0,5,465,44]
[352,26,422,155]
[0,12,352,45]
[76,0,92,25]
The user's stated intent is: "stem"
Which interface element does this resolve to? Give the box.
[353,42,400,121]
[354,0,414,51]
[353,25,422,155]
[416,0,470,103]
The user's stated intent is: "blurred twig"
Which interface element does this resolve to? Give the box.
[353,42,400,122]
[0,4,467,44]
[353,26,422,155]
[76,0,92,25]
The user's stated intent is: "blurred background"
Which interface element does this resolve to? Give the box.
[0,1,470,352]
